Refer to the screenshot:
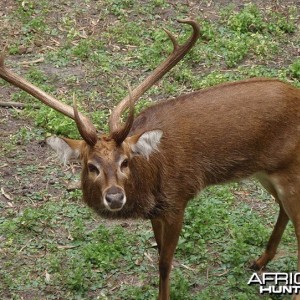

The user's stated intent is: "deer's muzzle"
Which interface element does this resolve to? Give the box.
[103,186,126,211]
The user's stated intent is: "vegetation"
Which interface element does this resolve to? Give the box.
[0,1,299,299]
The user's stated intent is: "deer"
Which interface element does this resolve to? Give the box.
[1,18,300,300]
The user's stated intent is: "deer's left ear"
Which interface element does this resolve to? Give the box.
[126,130,163,159]
[46,136,83,165]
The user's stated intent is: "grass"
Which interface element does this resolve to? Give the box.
[0,1,300,299]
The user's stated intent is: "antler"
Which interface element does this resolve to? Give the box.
[0,54,98,146]
[108,19,201,135]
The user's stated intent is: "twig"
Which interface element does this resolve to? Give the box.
[180,263,196,271]
[19,239,34,252]
[216,269,229,277]
[144,251,154,263]
[0,101,40,109]
[19,57,44,65]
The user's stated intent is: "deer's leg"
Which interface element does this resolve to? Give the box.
[157,212,184,300]
[151,219,163,254]
[251,204,289,269]
[272,171,300,300]
[251,173,290,269]
[258,169,300,278]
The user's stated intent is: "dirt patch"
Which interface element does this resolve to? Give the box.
[0,108,64,208]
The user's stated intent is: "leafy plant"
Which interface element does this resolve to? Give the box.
[225,4,265,33]
[289,59,300,79]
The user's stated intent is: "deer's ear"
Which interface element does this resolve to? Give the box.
[126,130,163,159]
[46,136,82,165]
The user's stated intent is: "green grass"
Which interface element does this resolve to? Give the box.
[1,1,300,299]
[1,183,296,299]
[2,1,299,135]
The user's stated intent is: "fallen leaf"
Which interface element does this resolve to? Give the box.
[1,187,13,200]
[45,270,51,283]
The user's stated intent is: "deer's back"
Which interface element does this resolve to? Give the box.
[132,78,300,188]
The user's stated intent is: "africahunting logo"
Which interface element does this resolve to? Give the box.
[248,273,300,294]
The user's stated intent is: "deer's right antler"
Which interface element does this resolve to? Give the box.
[0,54,98,146]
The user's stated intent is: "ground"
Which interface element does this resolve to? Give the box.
[1,0,300,299]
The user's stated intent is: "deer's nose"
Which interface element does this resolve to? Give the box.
[104,187,126,211]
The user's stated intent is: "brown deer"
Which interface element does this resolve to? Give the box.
[1,19,300,300]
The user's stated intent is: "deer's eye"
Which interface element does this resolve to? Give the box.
[87,163,100,175]
[120,159,129,169]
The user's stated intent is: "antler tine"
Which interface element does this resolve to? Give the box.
[0,54,97,146]
[163,28,179,50]
[108,19,201,134]
[110,82,135,145]
[73,95,98,146]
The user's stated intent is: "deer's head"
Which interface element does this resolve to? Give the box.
[47,127,163,212]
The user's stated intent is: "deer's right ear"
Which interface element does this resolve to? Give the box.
[46,136,82,165]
